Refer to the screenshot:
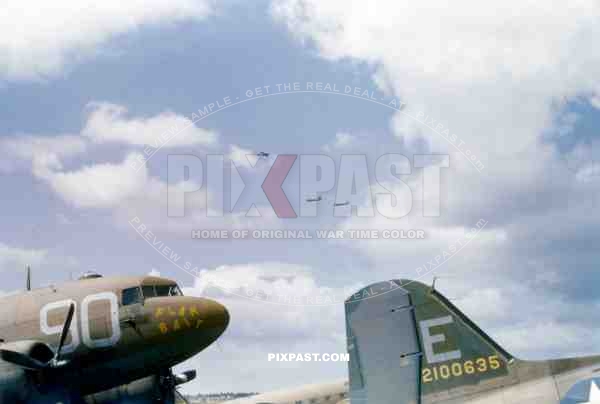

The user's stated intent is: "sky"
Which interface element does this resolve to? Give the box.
[3,0,600,396]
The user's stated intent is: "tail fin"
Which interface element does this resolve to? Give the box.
[345,279,514,403]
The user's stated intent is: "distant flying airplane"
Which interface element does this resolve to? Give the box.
[0,268,229,403]
[304,194,349,206]
[305,195,323,203]
[333,201,349,207]
[224,279,600,404]
[256,152,270,159]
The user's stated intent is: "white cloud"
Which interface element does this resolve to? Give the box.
[1,101,217,179]
[496,321,590,355]
[333,132,354,147]
[0,243,47,273]
[272,0,600,254]
[0,135,87,174]
[272,0,600,157]
[272,0,600,85]
[562,140,600,182]
[190,262,354,306]
[82,103,218,147]
[228,144,257,166]
[183,262,348,339]
[271,2,600,360]
[321,132,355,152]
[40,152,148,209]
[0,0,214,80]
[0,102,219,211]
[177,262,349,392]
[335,159,506,263]
[113,174,212,231]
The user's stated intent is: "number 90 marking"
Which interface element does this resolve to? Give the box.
[40,292,121,353]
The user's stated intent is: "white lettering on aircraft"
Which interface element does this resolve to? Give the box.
[40,299,80,354]
[40,292,121,353]
[81,292,121,348]
[419,316,462,364]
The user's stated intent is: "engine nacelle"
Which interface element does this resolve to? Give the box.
[0,340,66,403]
[0,358,29,403]
[83,373,177,404]
[0,341,54,366]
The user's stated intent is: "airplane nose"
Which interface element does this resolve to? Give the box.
[144,296,229,342]
[121,296,229,369]
[199,297,229,337]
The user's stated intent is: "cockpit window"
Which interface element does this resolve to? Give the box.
[155,284,183,297]
[171,285,183,296]
[142,285,156,298]
[142,284,183,298]
[122,287,143,306]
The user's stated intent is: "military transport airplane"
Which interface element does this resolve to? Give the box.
[304,195,323,203]
[224,279,600,404]
[303,195,349,208]
[0,269,229,403]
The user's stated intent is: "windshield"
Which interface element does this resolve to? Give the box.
[122,286,143,306]
[142,284,183,298]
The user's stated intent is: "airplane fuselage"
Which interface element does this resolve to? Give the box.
[0,275,229,397]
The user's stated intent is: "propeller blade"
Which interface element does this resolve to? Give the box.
[175,388,190,404]
[55,302,75,363]
[0,349,47,370]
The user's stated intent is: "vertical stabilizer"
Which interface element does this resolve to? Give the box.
[345,279,516,403]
